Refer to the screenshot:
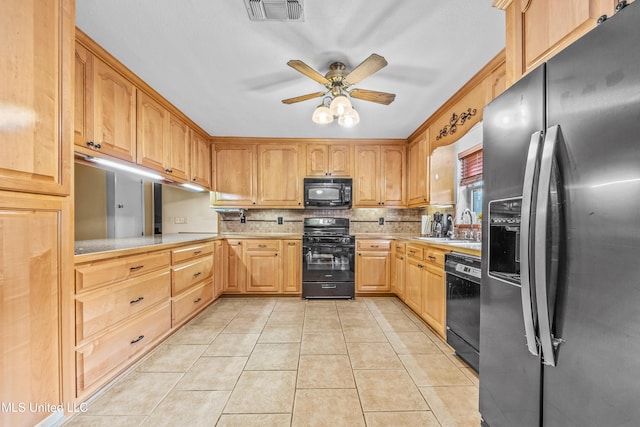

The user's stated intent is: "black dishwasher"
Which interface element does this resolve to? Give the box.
[445,252,481,372]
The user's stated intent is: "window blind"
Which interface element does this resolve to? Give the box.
[459,144,482,186]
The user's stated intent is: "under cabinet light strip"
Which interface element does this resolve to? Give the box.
[89,157,165,180]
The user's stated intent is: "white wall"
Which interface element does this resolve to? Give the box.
[453,121,483,223]
[162,186,218,234]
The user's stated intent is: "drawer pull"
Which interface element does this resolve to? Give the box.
[409,250,416,254]
[288,242,296,246]
[193,250,202,255]
[193,271,202,278]
[428,255,436,261]
[130,296,144,304]
[258,244,267,248]
[370,245,379,248]
[193,297,202,304]
[321,284,337,289]
[130,265,144,271]
[130,335,145,344]
[418,264,424,269]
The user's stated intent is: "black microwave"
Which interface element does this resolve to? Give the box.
[304,178,352,209]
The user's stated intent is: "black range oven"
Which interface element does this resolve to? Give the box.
[302,217,355,299]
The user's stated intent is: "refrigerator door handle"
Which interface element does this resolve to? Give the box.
[534,125,564,367]
[520,131,542,356]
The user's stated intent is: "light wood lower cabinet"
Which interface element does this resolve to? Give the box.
[76,301,172,395]
[391,242,406,299]
[172,280,213,326]
[404,257,424,313]
[356,239,391,293]
[422,264,446,337]
[224,239,302,295]
[213,240,225,298]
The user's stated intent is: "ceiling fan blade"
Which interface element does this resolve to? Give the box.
[281,91,326,104]
[344,54,388,86]
[349,89,396,105]
[287,60,330,85]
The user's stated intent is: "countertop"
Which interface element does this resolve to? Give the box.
[74,232,481,259]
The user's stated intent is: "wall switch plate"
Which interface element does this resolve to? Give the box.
[174,217,186,224]
[277,217,283,225]
[378,217,384,225]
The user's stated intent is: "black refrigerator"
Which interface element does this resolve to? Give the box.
[480,2,640,426]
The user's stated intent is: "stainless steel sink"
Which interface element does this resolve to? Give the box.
[413,237,481,250]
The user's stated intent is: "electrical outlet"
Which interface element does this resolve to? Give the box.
[174,217,186,224]
[277,217,283,225]
[378,217,384,225]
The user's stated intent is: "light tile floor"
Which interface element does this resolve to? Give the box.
[65,297,480,427]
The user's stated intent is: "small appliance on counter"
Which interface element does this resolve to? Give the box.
[421,215,432,236]
[432,212,453,237]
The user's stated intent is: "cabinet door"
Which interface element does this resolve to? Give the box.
[356,251,390,292]
[0,0,72,196]
[212,145,256,206]
[74,42,93,150]
[246,250,281,293]
[213,240,225,298]
[422,264,446,338]
[354,145,380,206]
[380,146,406,207]
[190,131,211,189]
[306,144,328,176]
[0,192,70,427]
[392,253,406,299]
[92,57,137,162]
[137,91,167,172]
[257,144,302,207]
[225,240,245,293]
[283,240,301,294]
[408,133,429,206]
[429,143,454,205]
[165,114,190,180]
[404,258,423,313]
[328,145,352,176]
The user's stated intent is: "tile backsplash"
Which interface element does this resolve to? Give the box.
[218,206,455,235]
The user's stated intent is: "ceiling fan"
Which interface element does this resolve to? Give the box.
[282,54,396,127]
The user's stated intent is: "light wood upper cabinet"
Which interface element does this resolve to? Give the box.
[0,0,73,196]
[74,43,93,151]
[305,144,352,177]
[166,114,191,181]
[257,144,303,207]
[407,131,429,207]
[137,91,167,172]
[190,131,211,190]
[212,144,257,206]
[354,145,406,207]
[429,143,455,205]
[495,0,624,85]
[86,56,138,163]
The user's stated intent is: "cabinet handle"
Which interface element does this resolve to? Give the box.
[193,297,202,304]
[428,255,436,261]
[130,335,145,344]
[418,264,424,269]
[86,141,94,147]
[258,244,267,248]
[370,245,379,248]
[400,256,404,260]
[275,253,278,257]
[288,242,296,246]
[192,178,196,181]
[193,271,202,278]
[165,168,173,174]
[130,265,144,271]
[95,143,101,149]
[130,296,144,304]
[194,250,202,255]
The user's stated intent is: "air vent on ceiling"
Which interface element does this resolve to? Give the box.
[244,0,304,21]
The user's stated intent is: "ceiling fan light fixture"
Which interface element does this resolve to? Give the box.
[312,104,333,124]
[338,107,360,128]
[329,94,352,116]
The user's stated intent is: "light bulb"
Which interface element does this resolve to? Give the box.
[329,95,352,116]
[311,105,333,124]
[338,108,360,127]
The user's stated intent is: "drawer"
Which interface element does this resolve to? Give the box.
[245,240,280,251]
[171,242,214,264]
[406,245,424,260]
[394,242,406,254]
[172,280,213,327]
[76,251,171,293]
[76,301,171,394]
[424,249,446,267]
[76,269,171,343]
[357,240,391,251]
[172,256,213,295]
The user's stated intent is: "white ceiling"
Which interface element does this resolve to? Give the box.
[76,0,505,140]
